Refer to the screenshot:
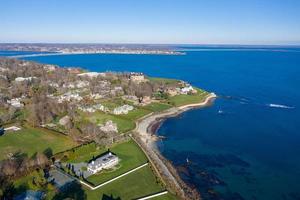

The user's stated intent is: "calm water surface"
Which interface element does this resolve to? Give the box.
[20,48,300,200]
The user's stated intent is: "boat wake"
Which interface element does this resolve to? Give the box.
[220,95,295,110]
[267,104,294,109]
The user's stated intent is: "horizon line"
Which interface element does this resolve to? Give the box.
[0,42,300,47]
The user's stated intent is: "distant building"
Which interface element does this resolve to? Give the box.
[43,65,56,72]
[179,84,197,95]
[165,88,178,97]
[15,76,36,82]
[57,92,83,103]
[67,68,82,74]
[113,104,134,115]
[91,93,103,100]
[59,116,71,126]
[0,67,8,72]
[98,120,118,133]
[87,152,119,174]
[7,98,24,108]
[129,72,146,83]
[77,72,105,78]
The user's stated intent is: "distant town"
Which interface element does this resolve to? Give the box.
[0,43,185,56]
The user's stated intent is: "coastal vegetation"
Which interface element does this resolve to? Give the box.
[0,58,210,199]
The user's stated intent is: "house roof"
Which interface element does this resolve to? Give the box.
[88,152,118,170]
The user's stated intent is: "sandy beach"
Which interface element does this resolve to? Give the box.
[133,92,217,199]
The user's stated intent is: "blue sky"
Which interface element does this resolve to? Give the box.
[1,0,300,44]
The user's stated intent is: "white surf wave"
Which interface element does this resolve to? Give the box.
[268,104,294,109]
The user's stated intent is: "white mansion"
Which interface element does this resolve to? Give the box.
[87,152,119,174]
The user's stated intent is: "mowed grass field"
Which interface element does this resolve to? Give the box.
[168,88,210,107]
[82,111,136,133]
[86,140,148,185]
[0,126,77,160]
[85,165,165,200]
[143,102,173,112]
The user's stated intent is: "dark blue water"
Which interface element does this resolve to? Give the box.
[20,48,300,200]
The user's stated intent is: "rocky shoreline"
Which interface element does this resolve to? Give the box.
[133,93,217,200]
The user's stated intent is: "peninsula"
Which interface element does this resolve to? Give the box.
[0,58,215,200]
[0,43,184,57]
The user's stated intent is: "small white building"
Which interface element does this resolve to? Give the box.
[44,65,56,72]
[129,72,146,83]
[77,72,105,78]
[7,98,24,108]
[15,77,36,82]
[90,93,103,100]
[0,67,8,72]
[57,92,83,103]
[59,115,71,126]
[76,80,90,88]
[179,85,196,95]
[93,104,109,112]
[78,106,96,113]
[99,120,118,133]
[113,104,134,115]
[87,152,119,174]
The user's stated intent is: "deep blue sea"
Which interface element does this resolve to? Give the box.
[3,47,300,200]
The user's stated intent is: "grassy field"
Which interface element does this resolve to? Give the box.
[144,102,173,112]
[85,165,165,200]
[0,126,77,160]
[86,140,148,185]
[167,88,209,107]
[13,140,177,200]
[120,107,152,120]
[149,77,179,84]
[84,111,136,133]
[13,165,177,200]
[55,142,105,163]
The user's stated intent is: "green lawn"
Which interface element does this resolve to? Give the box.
[14,170,44,190]
[143,102,172,112]
[149,77,179,85]
[10,135,178,200]
[85,111,136,133]
[86,140,148,185]
[13,165,177,200]
[167,89,209,107]
[119,107,152,120]
[55,142,105,163]
[0,126,77,160]
[85,165,165,200]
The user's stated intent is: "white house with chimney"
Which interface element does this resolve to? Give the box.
[87,152,119,174]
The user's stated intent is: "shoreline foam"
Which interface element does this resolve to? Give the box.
[133,93,217,199]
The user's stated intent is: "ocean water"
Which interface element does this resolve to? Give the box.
[19,47,300,200]
[0,51,53,57]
